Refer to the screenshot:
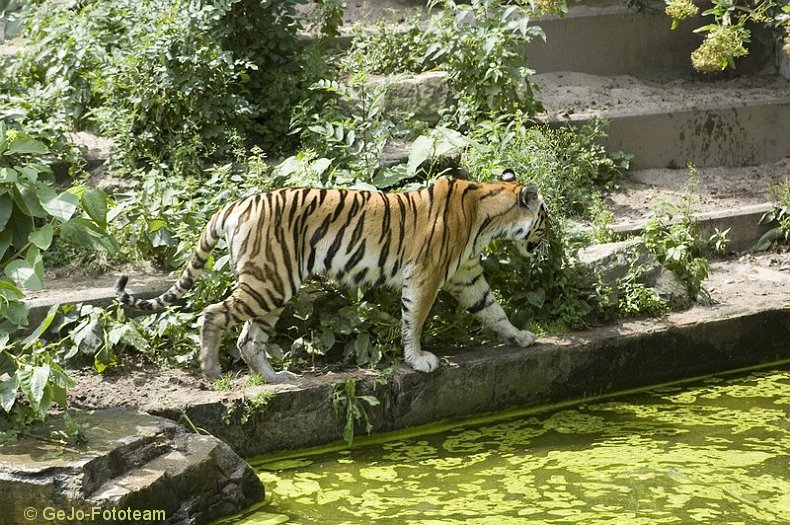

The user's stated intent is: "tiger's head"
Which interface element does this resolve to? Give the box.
[485,169,550,257]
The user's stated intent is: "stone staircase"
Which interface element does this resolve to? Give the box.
[360,0,789,229]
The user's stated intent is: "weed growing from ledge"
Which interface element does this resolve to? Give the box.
[642,167,729,300]
[332,377,381,446]
[223,390,275,426]
[754,177,790,252]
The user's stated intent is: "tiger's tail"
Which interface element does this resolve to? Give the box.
[115,210,225,311]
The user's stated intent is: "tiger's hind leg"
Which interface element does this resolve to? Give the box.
[446,258,536,347]
[199,283,293,379]
[237,312,298,384]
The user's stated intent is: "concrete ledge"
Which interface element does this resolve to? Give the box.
[66,257,790,458]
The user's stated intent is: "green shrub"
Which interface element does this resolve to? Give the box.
[665,0,790,73]
[642,168,729,299]
[0,121,116,333]
[345,0,560,127]
[6,0,338,172]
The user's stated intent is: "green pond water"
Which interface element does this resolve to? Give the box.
[220,366,790,524]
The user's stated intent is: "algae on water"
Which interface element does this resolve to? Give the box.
[221,368,790,524]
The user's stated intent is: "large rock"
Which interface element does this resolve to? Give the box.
[0,408,263,525]
[370,70,454,125]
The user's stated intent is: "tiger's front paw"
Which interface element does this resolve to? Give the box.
[407,351,440,373]
[508,330,536,348]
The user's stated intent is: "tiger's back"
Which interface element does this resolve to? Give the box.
[117,174,549,381]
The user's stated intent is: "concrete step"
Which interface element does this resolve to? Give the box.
[23,271,172,328]
[607,159,789,223]
[527,4,776,79]
[610,202,776,253]
[535,72,790,169]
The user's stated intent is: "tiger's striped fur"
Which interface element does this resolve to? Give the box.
[116,173,549,382]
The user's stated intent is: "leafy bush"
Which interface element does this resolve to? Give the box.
[345,0,562,127]
[642,169,729,299]
[0,121,116,333]
[291,76,399,177]
[0,309,74,442]
[664,0,790,73]
[6,0,338,172]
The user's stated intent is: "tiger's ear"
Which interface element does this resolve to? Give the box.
[501,169,517,182]
[519,184,538,208]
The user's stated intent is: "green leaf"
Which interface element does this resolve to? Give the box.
[28,224,54,250]
[1,301,29,329]
[0,373,18,413]
[4,259,44,291]
[108,323,150,352]
[28,364,50,408]
[526,289,546,308]
[0,121,7,155]
[94,346,117,374]
[38,186,79,222]
[6,211,33,248]
[358,395,381,407]
[407,135,434,176]
[0,194,12,231]
[371,165,409,189]
[752,227,783,252]
[80,188,108,228]
[26,245,44,287]
[18,165,44,183]
[71,316,103,356]
[50,382,68,408]
[60,217,119,253]
[0,350,18,376]
[21,304,59,349]
[13,181,48,218]
[0,280,25,301]
[6,137,49,156]
[0,167,18,184]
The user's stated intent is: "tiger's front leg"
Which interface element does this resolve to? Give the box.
[446,258,536,347]
[400,266,442,373]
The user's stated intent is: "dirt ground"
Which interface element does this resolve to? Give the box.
[604,157,790,222]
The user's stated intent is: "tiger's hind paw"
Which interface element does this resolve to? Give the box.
[263,370,299,384]
[407,351,440,373]
[508,330,536,347]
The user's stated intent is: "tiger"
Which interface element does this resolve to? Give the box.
[115,170,549,383]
